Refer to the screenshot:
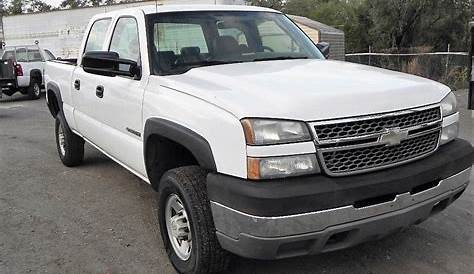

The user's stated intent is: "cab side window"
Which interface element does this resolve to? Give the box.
[84,19,112,53]
[109,17,140,62]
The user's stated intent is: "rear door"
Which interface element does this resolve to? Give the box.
[73,13,147,176]
[72,18,113,145]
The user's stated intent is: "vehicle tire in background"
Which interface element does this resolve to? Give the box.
[157,166,231,274]
[27,79,41,100]
[55,113,84,167]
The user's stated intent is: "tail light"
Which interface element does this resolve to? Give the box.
[14,64,23,76]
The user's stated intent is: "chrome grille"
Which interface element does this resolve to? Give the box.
[321,131,439,174]
[314,107,440,141]
[310,105,442,176]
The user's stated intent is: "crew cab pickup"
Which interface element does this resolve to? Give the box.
[1,45,55,99]
[45,5,473,274]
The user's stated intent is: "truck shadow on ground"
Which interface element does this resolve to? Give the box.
[0,92,45,103]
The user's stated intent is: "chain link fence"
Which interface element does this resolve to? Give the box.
[346,52,470,91]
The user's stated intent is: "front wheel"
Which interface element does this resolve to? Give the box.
[157,166,231,274]
[55,113,84,167]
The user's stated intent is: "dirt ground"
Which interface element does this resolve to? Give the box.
[0,90,472,274]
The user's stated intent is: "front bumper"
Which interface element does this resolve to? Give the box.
[207,139,473,259]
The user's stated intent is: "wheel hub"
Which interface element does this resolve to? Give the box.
[165,194,192,260]
[58,126,66,156]
[34,84,40,96]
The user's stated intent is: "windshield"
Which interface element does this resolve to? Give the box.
[147,11,324,75]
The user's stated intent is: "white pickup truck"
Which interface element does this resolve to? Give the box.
[45,5,473,274]
[0,45,55,99]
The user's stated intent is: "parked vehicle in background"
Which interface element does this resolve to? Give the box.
[45,5,473,274]
[0,45,56,100]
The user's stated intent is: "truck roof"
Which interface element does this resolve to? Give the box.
[101,4,279,16]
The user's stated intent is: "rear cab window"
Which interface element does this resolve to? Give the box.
[27,46,43,62]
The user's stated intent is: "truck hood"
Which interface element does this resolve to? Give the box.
[160,59,450,121]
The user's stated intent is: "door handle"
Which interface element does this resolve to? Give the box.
[96,85,104,98]
[74,79,80,90]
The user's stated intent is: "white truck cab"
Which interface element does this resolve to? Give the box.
[45,5,473,274]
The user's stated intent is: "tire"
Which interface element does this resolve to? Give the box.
[27,79,41,100]
[55,113,84,167]
[157,166,231,274]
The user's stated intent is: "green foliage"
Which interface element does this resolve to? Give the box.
[251,0,472,53]
[246,0,285,10]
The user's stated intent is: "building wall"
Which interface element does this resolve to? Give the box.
[2,0,244,58]
[320,32,345,61]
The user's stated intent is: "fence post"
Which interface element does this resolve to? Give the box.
[445,44,450,79]
[368,45,372,66]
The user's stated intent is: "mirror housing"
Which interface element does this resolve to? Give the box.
[316,42,330,59]
[82,51,140,78]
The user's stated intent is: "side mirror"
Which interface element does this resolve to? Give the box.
[82,51,140,78]
[316,42,330,59]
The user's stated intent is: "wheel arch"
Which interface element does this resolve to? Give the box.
[144,118,217,189]
[46,82,62,118]
[30,69,42,83]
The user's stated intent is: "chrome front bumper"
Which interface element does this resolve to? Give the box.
[211,167,471,259]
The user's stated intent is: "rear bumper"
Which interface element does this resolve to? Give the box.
[207,139,473,259]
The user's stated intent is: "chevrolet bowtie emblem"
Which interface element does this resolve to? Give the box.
[379,128,409,146]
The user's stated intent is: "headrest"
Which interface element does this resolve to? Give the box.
[180,47,201,56]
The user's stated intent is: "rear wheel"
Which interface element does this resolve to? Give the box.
[28,79,41,100]
[157,166,231,274]
[55,113,84,167]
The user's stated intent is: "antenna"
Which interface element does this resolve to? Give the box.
[155,0,158,13]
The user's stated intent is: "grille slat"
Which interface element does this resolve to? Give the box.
[320,132,439,174]
[314,107,441,141]
[312,106,442,176]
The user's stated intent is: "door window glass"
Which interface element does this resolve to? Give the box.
[109,17,140,62]
[85,19,112,52]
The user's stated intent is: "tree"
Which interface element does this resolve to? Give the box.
[59,0,87,9]
[27,0,53,13]
[6,0,24,15]
[246,0,285,10]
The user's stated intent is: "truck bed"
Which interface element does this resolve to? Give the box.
[49,58,77,66]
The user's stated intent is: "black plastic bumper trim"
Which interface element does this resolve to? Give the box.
[207,139,473,217]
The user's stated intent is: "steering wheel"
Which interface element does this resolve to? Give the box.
[262,46,274,52]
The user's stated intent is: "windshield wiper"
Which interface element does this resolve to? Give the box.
[252,56,309,62]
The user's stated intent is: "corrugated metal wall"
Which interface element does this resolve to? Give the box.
[320,32,345,61]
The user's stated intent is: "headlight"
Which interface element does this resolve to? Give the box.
[247,154,319,180]
[241,119,312,145]
[440,92,458,117]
